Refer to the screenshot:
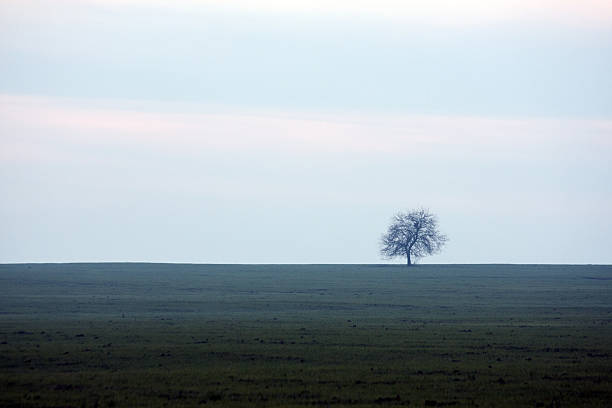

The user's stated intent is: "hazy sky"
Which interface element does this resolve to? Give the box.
[1,0,611,263]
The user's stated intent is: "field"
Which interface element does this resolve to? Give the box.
[1,263,611,407]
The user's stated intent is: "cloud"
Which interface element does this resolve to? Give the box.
[2,1,610,118]
[50,0,612,25]
[2,94,611,263]
[2,94,610,157]
[3,0,612,28]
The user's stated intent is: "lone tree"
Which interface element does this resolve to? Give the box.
[380,208,447,266]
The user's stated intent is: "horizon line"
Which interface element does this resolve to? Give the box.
[1,262,610,266]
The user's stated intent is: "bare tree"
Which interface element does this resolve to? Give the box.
[380,208,448,266]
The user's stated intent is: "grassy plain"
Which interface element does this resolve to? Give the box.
[0,263,611,407]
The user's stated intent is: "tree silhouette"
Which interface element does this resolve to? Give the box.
[380,208,447,266]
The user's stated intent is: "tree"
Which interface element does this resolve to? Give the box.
[380,208,447,266]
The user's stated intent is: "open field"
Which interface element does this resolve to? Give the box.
[1,263,611,407]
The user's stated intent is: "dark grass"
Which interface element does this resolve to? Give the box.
[1,263,611,407]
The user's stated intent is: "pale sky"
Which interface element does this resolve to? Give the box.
[1,0,611,263]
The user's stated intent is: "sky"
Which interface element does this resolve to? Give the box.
[1,0,611,264]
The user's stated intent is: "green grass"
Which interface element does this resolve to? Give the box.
[1,264,611,407]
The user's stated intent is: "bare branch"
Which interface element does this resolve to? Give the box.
[380,208,448,265]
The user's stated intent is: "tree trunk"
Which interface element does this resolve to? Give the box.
[406,252,411,266]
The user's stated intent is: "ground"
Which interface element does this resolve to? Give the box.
[0,263,611,407]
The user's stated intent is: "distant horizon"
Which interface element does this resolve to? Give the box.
[2,261,610,266]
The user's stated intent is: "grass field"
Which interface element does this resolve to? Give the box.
[1,263,611,407]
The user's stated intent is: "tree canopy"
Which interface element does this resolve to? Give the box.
[380,208,447,265]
